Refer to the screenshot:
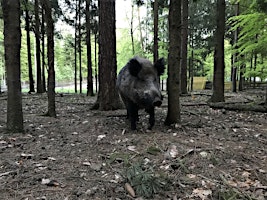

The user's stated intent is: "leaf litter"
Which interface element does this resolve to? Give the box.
[0,90,266,199]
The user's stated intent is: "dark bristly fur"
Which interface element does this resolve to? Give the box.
[116,56,165,130]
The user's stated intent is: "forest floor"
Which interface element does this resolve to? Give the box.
[0,90,266,200]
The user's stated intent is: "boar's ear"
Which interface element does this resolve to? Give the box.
[128,58,142,77]
[154,58,165,76]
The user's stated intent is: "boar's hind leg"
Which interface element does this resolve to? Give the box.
[128,102,139,130]
[146,107,155,130]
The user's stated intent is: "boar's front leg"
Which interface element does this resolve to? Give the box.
[146,107,155,130]
[128,101,139,130]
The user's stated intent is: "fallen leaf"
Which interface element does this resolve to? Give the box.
[83,161,91,166]
[97,134,106,141]
[125,182,135,197]
[199,151,209,158]
[21,153,34,159]
[41,178,60,187]
[192,188,212,199]
[187,174,196,179]
[127,145,139,153]
[164,144,178,159]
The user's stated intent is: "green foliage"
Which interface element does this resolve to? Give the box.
[229,12,267,55]
[227,5,267,81]
[199,40,232,81]
[125,161,169,198]
[117,29,145,71]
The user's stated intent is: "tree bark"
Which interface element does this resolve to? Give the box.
[86,0,94,96]
[3,0,24,132]
[94,0,122,110]
[74,0,78,93]
[41,7,46,92]
[232,3,239,93]
[165,0,181,125]
[181,0,188,94]
[210,0,225,103]
[209,102,267,113]
[137,6,144,51]
[43,0,56,117]
[25,0,35,93]
[35,0,44,93]
[130,2,135,55]
[78,0,82,94]
[153,0,159,63]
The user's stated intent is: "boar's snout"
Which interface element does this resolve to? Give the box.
[153,97,162,107]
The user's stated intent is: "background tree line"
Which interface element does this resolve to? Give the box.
[1,0,267,132]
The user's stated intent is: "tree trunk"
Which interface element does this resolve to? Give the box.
[3,0,24,132]
[232,3,239,93]
[165,0,181,125]
[94,32,98,93]
[239,55,245,91]
[130,2,135,55]
[153,0,159,63]
[253,52,257,88]
[86,0,94,96]
[210,0,225,103]
[180,0,188,94]
[25,0,35,93]
[41,7,46,92]
[94,0,122,110]
[231,54,237,92]
[137,6,144,51]
[78,0,82,94]
[43,0,56,117]
[35,0,44,93]
[74,0,78,93]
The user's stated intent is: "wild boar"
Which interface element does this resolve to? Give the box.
[116,56,165,130]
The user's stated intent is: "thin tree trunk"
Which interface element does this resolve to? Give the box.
[181,0,188,94]
[232,3,239,93]
[25,0,35,93]
[153,0,159,63]
[94,32,98,93]
[239,55,245,91]
[86,0,94,96]
[43,0,56,117]
[130,2,135,55]
[74,0,78,93]
[137,6,144,51]
[230,54,236,91]
[165,0,181,125]
[253,52,257,88]
[210,0,225,102]
[41,7,46,92]
[3,0,24,132]
[189,47,194,91]
[35,0,43,93]
[78,0,82,94]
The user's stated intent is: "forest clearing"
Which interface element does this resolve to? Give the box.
[0,90,266,200]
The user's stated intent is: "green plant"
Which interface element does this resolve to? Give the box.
[125,162,169,198]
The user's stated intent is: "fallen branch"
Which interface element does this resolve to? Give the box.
[208,102,267,113]
[0,171,16,177]
[181,102,207,106]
